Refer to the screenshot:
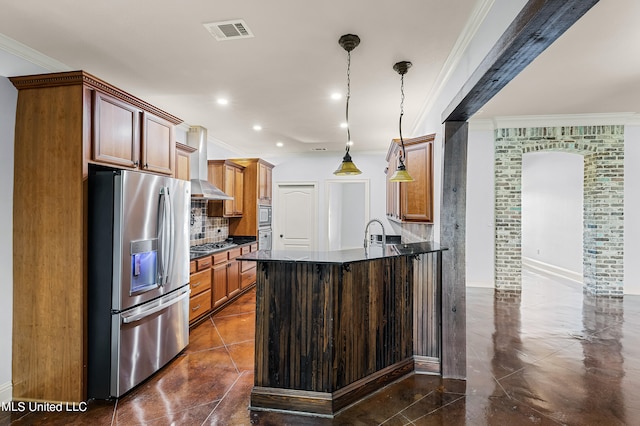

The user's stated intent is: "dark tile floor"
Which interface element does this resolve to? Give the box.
[4,269,640,425]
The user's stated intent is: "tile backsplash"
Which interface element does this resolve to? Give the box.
[190,200,229,246]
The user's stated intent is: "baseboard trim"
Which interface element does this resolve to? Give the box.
[466,280,494,288]
[0,381,12,403]
[522,257,583,283]
[250,358,414,417]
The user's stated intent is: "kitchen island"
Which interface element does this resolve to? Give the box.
[239,241,446,417]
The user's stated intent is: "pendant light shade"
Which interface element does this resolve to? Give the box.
[334,151,362,175]
[390,60,414,182]
[389,164,414,182]
[334,34,362,176]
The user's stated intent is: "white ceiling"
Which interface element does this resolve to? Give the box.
[0,0,638,156]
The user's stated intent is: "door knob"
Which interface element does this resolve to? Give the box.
[280,234,283,238]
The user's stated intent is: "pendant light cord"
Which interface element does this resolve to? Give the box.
[399,72,406,163]
[345,50,352,155]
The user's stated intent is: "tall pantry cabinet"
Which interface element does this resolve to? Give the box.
[10,71,182,403]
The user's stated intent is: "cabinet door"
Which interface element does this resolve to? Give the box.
[234,167,244,215]
[212,263,228,308]
[258,163,272,205]
[223,165,236,216]
[227,259,241,298]
[175,144,194,181]
[400,141,433,222]
[141,112,174,175]
[92,91,140,168]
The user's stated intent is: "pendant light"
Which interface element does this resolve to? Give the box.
[389,60,414,182]
[334,34,362,176]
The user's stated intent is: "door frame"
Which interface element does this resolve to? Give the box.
[325,179,370,251]
[273,181,319,251]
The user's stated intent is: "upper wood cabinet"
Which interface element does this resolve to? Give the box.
[92,91,176,175]
[142,112,175,175]
[175,142,197,181]
[386,134,434,223]
[9,70,182,403]
[228,158,275,237]
[207,160,245,217]
[92,91,140,168]
[258,161,273,205]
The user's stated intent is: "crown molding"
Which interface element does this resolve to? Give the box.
[0,33,70,72]
[411,0,495,133]
[493,113,640,129]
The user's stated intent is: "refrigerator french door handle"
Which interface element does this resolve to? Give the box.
[121,288,190,324]
[157,186,171,286]
[166,186,175,286]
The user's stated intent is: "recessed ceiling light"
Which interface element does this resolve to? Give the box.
[217,98,229,105]
[276,142,284,147]
[340,122,348,128]
[253,125,262,131]
[331,93,342,100]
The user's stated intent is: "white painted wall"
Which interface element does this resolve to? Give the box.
[0,77,16,402]
[465,121,495,287]
[522,151,583,274]
[266,151,388,252]
[411,0,529,243]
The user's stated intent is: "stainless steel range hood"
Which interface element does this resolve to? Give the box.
[186,126,233,200]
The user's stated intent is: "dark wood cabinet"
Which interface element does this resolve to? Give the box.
[386,134,434,223]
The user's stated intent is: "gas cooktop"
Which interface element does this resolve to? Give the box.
[190,241,237,253]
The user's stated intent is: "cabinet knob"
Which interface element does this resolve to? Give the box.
[133,161,139,167]
[144,163,149,169]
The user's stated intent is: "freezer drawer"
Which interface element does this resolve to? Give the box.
[111,287,190,397]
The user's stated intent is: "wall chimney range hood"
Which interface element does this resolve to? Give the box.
[186,126,233,200]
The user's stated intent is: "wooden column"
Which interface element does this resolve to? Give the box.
[440,121,468,379]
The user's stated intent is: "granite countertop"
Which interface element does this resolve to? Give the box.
[238,241,446,265]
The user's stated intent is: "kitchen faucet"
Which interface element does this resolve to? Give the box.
[364,218,386,250]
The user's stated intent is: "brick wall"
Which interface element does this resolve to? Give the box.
[494,126,624,296]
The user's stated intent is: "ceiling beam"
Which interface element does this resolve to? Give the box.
[442,0,600,123]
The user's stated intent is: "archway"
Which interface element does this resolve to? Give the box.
[494,125,624,296]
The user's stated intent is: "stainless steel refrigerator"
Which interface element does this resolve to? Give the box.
[88,167,191,399]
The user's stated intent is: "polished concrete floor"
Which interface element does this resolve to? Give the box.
[4,269,640,425]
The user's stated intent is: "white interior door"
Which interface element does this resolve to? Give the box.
[275,183,317,251]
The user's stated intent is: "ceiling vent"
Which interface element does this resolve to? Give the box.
[203,19,254,41]
[311,147,328,151]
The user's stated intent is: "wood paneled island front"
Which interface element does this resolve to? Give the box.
[239,242,446,417]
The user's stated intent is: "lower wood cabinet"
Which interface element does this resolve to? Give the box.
[189,263,212,322]
[240,243,258,290]
[189,290,212,322]
[227,247,242,299]
[189,242,258,325]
